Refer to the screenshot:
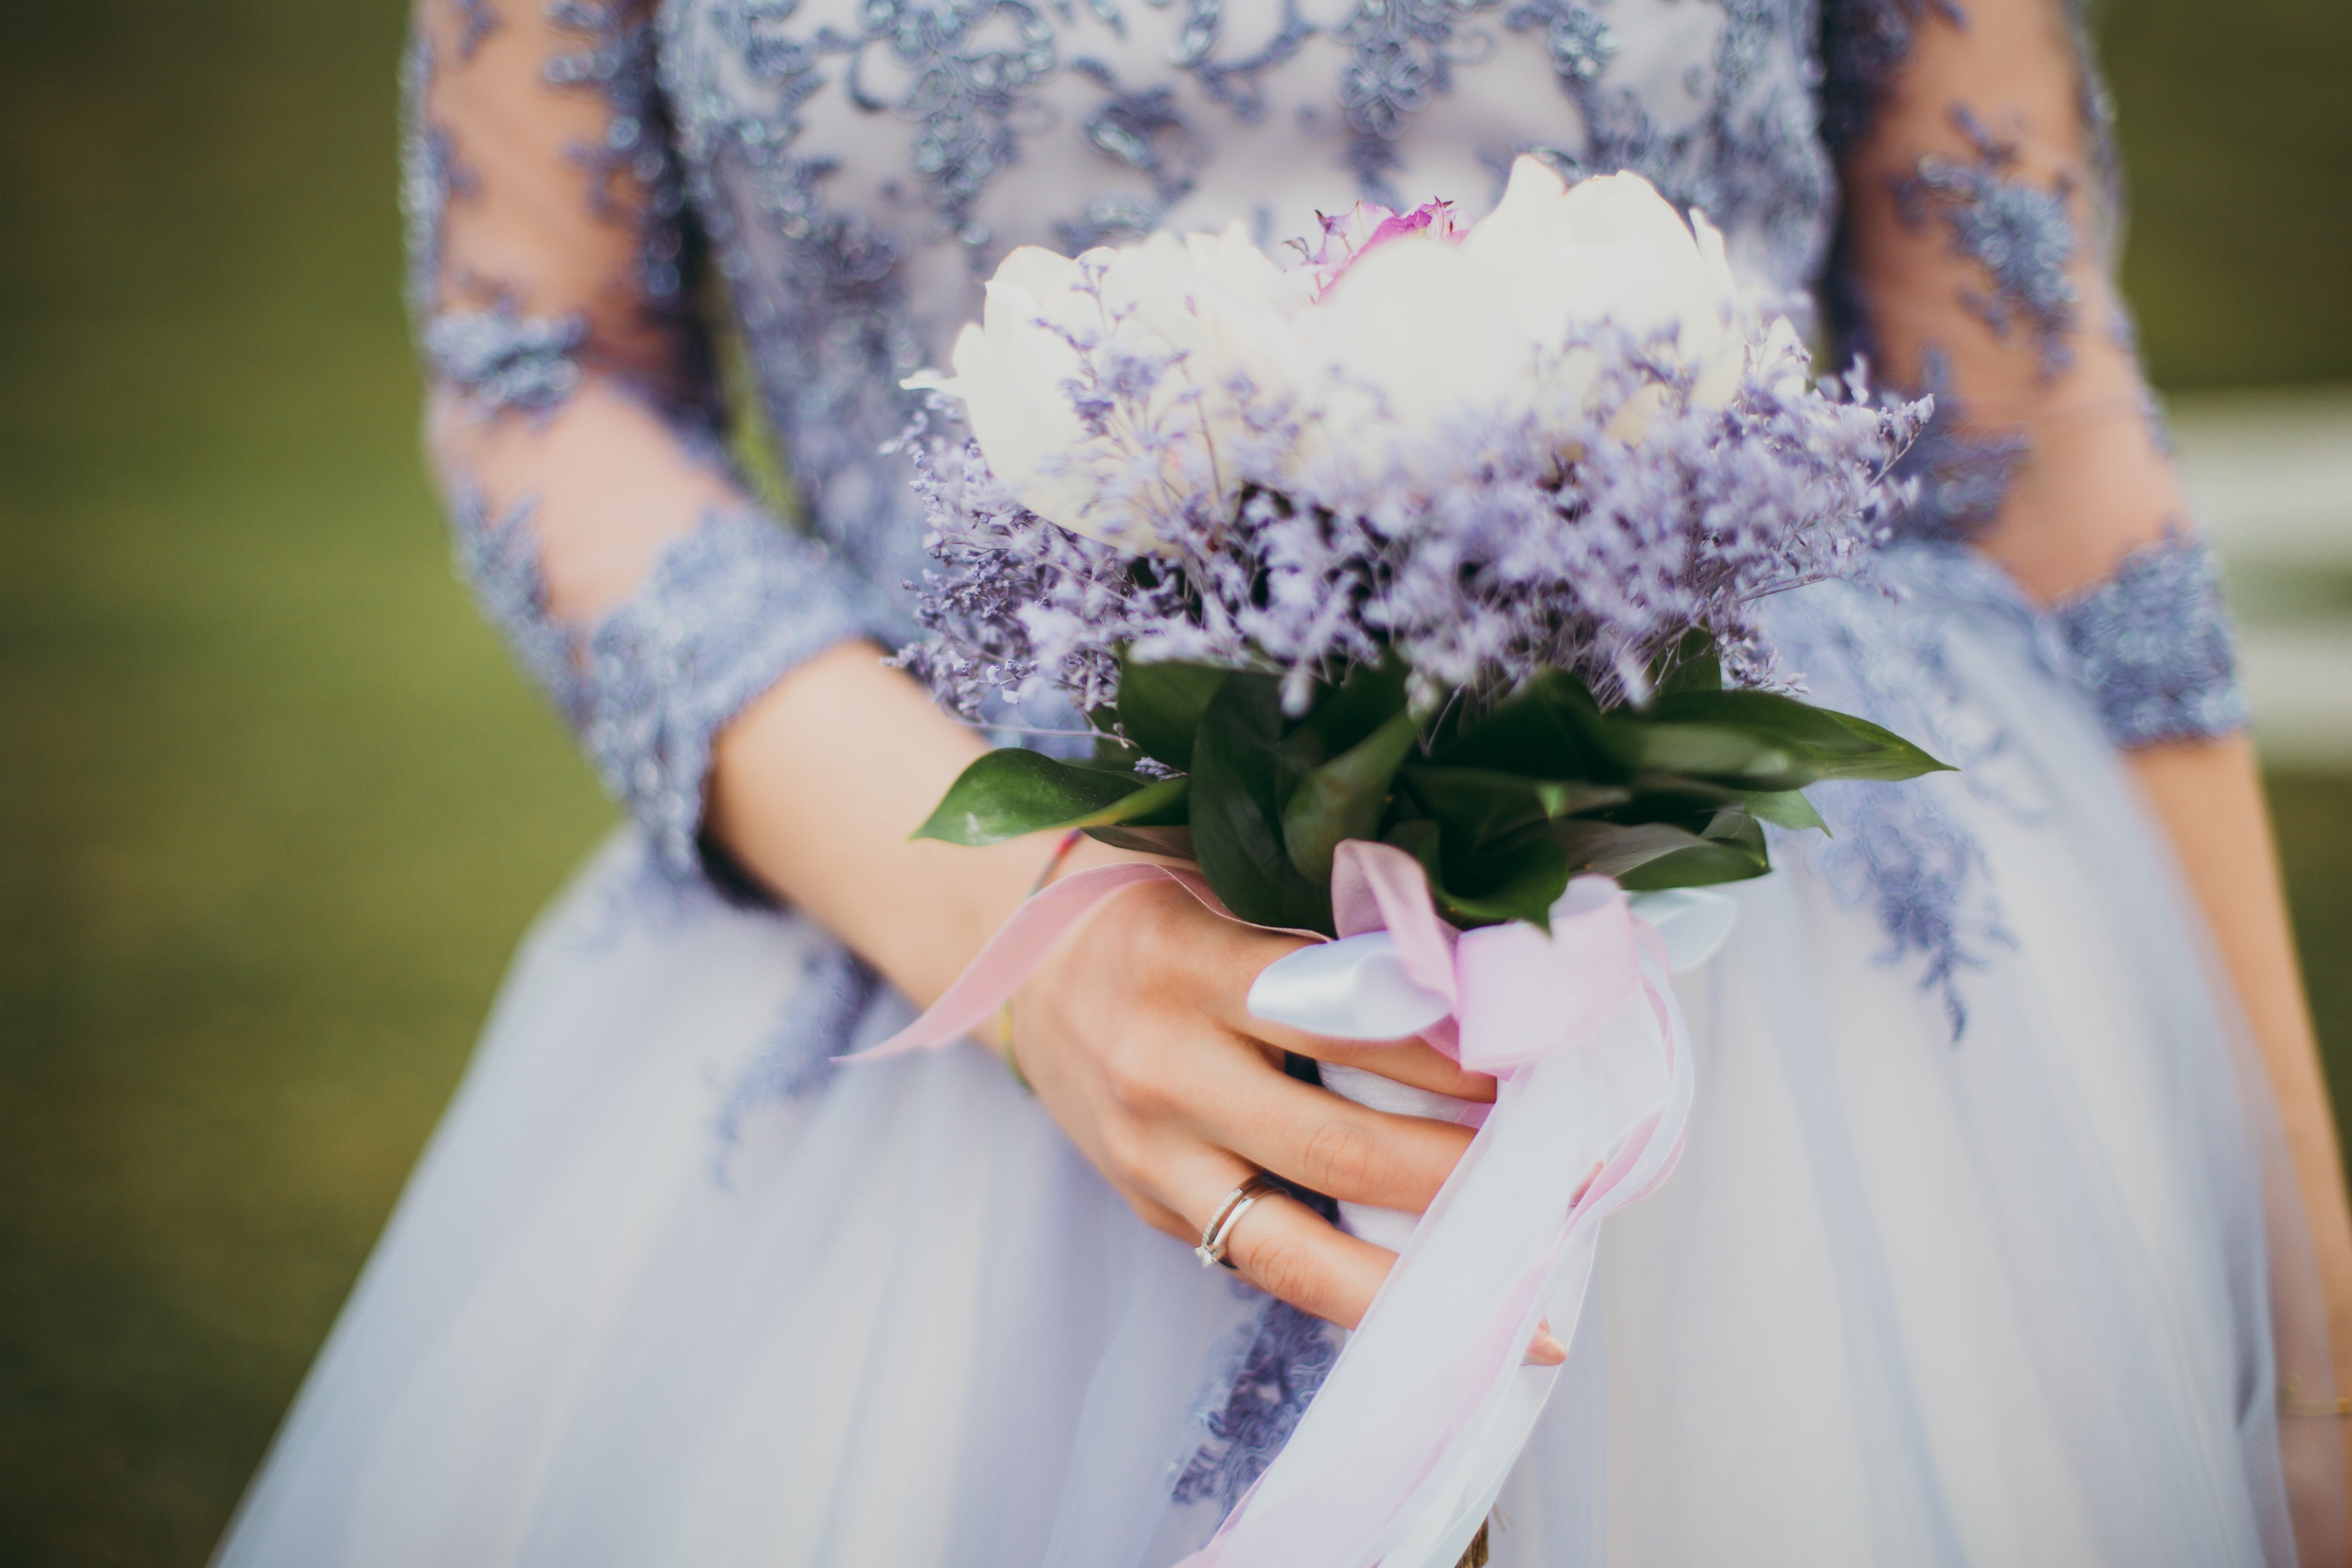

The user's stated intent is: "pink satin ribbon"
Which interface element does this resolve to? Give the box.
[852,840,1693,1567]
[859,842,1650,1073]
[851,861,1217,1060]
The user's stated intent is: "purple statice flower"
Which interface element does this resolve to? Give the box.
[897,321,1931,731]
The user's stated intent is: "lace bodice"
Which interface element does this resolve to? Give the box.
[402,0,2243,881]
[656,0,1837,602]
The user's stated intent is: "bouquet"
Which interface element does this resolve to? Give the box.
[896,159,1940,929]
[864,158,1943,1567]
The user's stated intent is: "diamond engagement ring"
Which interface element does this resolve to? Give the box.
[1196,1175,1283,1269]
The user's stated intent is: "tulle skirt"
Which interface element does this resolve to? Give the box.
[214,549,2339,1566]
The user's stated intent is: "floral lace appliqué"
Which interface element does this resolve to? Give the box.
[1331,0,1506,199]
[833,0,1063,248]
[424,300,592,416]
[1816,0,1964,154]
[712,939,883,1175]
[547,0,697,308]
[1809,776,2012,1037]
[449,478,588,721]
[1171,1297,1343,1514]
[453,0,502,58]
[1894,107,2081,375]
[1768,555,2022,1036]
[448,487,891,876]
[1882,345,2028,543]
[1503,0,1613,83]
[2048,532,2247,749]
[400,37,477,322]
[1509,0,1833,298]
[1176,0,1316,125]
[1064,58,1208,236]
[581,510,891,874]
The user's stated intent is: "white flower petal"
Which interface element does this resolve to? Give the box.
[899,368,961,396]
[951,319,1106,535]
[1298,234,1533,460]
[1459,156,1574,276]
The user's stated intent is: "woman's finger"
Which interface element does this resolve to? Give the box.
[1210,1183,1398,1330]
[1284,1033,1498,1103]
[1163,1156,1566,1365]
[1204,927,1497,1102]
[1212,1185,1564,1368]
[1191,1051,1478,1213]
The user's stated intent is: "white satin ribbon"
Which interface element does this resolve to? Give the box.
[849,847,1730,1568]
[1172,850,1727,1568]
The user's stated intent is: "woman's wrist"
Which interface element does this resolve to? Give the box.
[983,831,1088,1071]
[706,645,1065,1004]
[995,833,1199,1070]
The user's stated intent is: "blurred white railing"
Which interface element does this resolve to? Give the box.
[2172,385,2352,768]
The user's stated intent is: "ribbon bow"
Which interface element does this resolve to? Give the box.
[856,842,1700,1568]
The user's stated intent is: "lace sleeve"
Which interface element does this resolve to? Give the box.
[1821,0,2246,748]
[402,0,892,876]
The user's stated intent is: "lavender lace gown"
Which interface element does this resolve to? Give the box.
[216,0,2337,1563]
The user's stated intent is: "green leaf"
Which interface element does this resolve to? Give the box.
[1602,717,1815,788]
[1729,788,1828,833]
[1641,690,1953,782]
[1610,774,1826,834]
[1539,817,1719,880]
[1082,824,1195,857]
[1650,628,1722,697]
[1646,688,1875,748]
[913,750,1189,846]
[1399,766,1631,849]
[1299,659,1411,751]
[1587,771,1814,831]
[1281,707,1422,885]
[1432,838,1574,929]
[1615,809,1774,890]
[1381,819,1572,932]
[1088,703,1143,766]
[1191,675,1334,931]
[1434,669,1613,779]
[1116,653,1232,772]
[1383,815,1442,872]
[1804,709,1956,782]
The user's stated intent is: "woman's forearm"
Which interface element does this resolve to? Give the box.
[704,641,1055,1009]
[2128,738,2352,1391]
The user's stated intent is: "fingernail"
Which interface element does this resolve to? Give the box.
[1525,1330,1568,1366]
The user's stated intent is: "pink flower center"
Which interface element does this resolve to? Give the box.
[1297,198,1463,298]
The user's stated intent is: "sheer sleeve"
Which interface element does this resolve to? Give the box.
[1820,0,2247,749]
[400,0,892,878]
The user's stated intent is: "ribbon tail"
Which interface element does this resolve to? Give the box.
[844,861,1175,1060]
[1180,911,1699,1568]
[1331,841,1459,1002]
[1588,927,1693,1211]
[845,860,1282,1062]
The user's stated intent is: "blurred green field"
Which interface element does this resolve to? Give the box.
[0,1,2347,1564]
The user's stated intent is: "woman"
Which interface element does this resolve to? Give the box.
[217,0,2352,1560]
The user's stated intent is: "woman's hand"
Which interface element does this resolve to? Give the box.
[708,651,1552,1352]
[1009,860,1562,1359]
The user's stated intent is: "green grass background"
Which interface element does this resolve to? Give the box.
[0,0,2347,1562]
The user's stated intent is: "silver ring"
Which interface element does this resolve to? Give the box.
[1196,1175,1282,1270]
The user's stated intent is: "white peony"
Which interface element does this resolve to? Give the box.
[1291,233,1539,465]
[910,246,1101,537]
[1298,158,1760,457]
[908,223,1306,550]
[912,157,1803,546]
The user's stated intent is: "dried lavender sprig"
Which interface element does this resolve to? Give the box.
[898,325,1930,726]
